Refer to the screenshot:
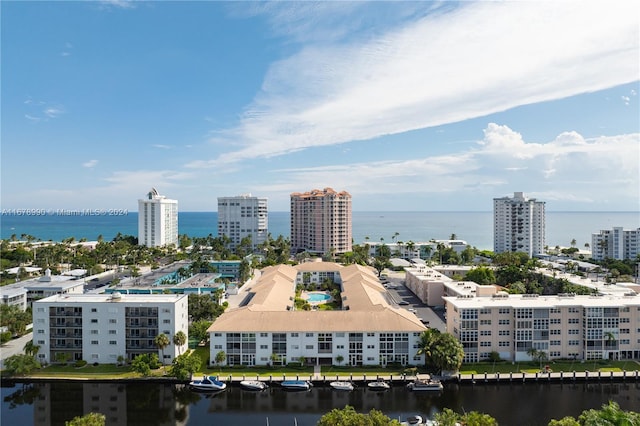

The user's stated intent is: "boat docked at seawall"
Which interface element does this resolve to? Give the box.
[367,379,391,391]
[280,380,313,391]
[240,380,269,391]
[329,381,354,391]
[189,375,227,392]
[400,415,437,426]
[406,374,443,392]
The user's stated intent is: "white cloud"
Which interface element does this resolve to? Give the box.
[152,144,172,149]
[82,160,98,168]
[44,107,64,118]
[248,124,639,209]
[99,0,135,9]
[206,1,638,167]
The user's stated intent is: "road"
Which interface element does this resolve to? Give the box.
[382,270,447,332]
[0,331,33,370]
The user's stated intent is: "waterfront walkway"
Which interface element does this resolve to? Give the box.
[212,369,640,386]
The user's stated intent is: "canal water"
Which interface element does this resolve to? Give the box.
[2,380,639,426]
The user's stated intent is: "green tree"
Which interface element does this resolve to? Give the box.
[578,401,640,425]
[317,405,402,426]
[547,417,580,426]
[433,408,498,426]
[215,350,226,367]
[335,354,344,366]
[131,354,151,377]
[464,266,496,284]
[169,353,202,380]
[154,333,170,365]
[430,332,465,374]
[416,329,464,374]
[189,320,213,345]
[4,354,40,376]
[23,339,40,357]
[173,331,187,355]
[65,412,106,426]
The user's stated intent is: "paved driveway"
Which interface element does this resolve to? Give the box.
[0,331,33,370]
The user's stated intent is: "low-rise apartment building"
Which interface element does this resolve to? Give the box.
[32,293,188,365]
[444,292,640,363]
[208,262,426,367]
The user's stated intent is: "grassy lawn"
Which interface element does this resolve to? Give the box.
[24,363,149,379]
[460,360,638,375]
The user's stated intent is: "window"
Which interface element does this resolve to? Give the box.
[291,333,299,337]
[91,330,98,334]
[91,319,98,323]
[480,342,491,347]
[91,340,99,345]
[260,333,268,337]
[109,341,117,345]
[498,330,510,336]
[37,340,45,344]
[260,345,268,349]
[37,330,44,334]
[108,330,116,335]
[498,308,510,315]
[306,333,314,337]
[568,318,579,324]
[498,319,510,325]
[568,329,580,335]
[305,345,313,349]
[91,308,97,312]
[480,330,492,336]
[163,319,171,324]
[480,320,492,325]
[109,319,117,324]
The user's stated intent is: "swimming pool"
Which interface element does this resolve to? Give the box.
[306,292,331,303]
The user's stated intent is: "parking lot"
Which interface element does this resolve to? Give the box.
[381,272,446,332]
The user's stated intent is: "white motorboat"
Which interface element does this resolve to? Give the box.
[406,374,443,392]
[329,381,354,391]
[240,380,269,391]
[280,380,313,391]
[189,375,227,392]
[400,415,436,425]
[367,379,391,390]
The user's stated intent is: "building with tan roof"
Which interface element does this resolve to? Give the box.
[208,262,426,367]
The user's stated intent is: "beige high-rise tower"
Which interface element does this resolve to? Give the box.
[290,188,352,255]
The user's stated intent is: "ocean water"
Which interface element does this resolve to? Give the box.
[1,211,638,251]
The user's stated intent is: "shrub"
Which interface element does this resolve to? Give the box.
[74,359,88,368]
[0,331,12,344]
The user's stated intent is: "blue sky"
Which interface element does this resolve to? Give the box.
[2,1,639,212]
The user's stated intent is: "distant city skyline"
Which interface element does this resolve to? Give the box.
[2,1,639,212]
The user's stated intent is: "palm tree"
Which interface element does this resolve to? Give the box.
[416,329,441,372]
[526,347,538,362]
[335,354,344,367]
[23,340,40,358]
[173,331,187,355]
[154,333,170,365]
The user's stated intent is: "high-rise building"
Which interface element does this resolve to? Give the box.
[592,227,640,261]
[493,192,545,256]
[217,194,268,250]
[138,188,178,247]
[290,187,352,255]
